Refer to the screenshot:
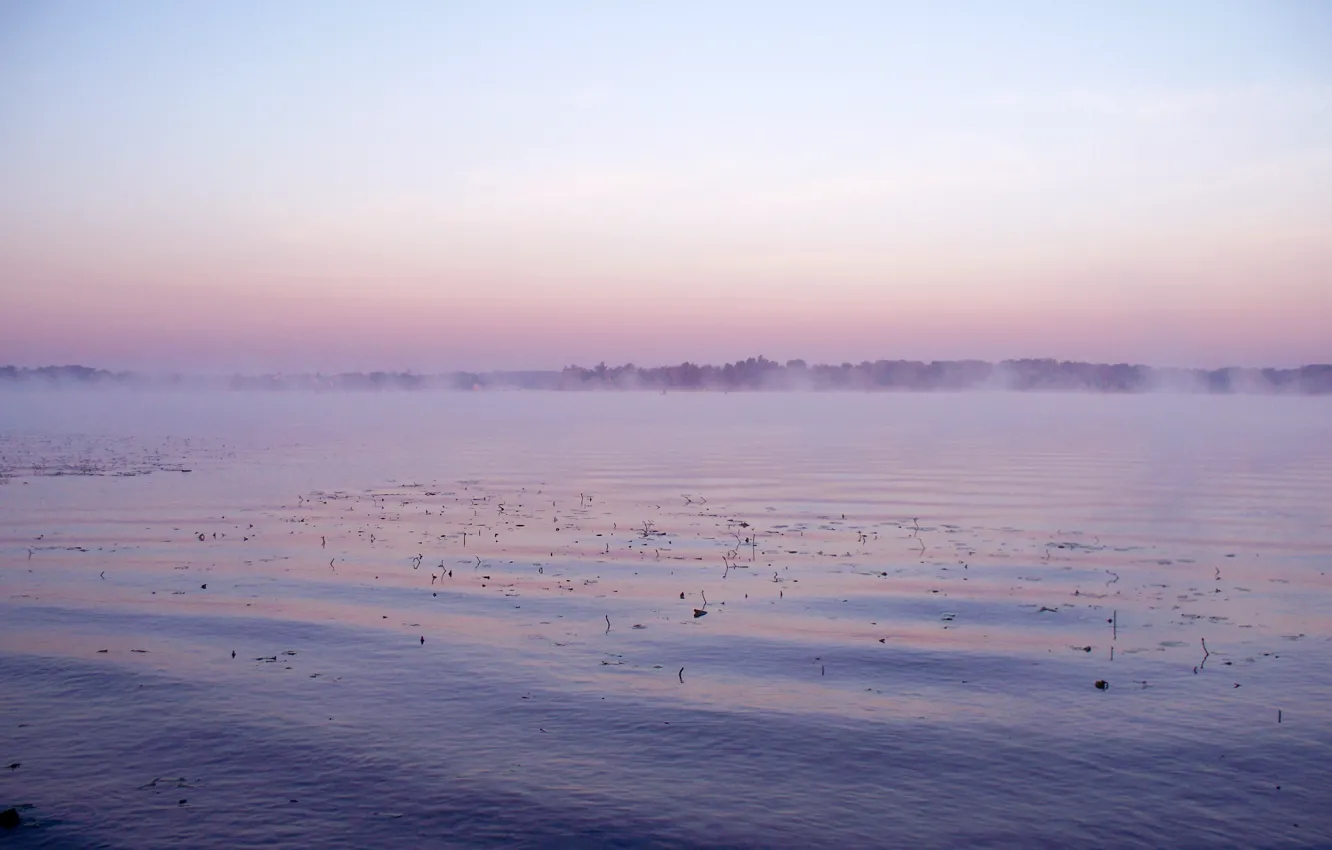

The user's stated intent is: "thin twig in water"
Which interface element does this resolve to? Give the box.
[605,615,611,634]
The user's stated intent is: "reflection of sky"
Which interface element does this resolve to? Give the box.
[2,2,1330,370]
[3,392,1330,730]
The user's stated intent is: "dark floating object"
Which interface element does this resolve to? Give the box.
[200,584,206,590]
[1094,680,1109,690]
[6,763,18,770]
[679,592,685,600]
[0,808,19,828]
[420,636,425,645]
[693,609,707,618]
[231,650,236,658]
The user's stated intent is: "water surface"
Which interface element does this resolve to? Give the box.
[2,391,1330,848]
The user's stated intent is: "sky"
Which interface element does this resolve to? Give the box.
[1,1,1330,372]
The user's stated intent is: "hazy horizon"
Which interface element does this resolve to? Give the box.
[3,2,1330,372]
[4,353,1332,375]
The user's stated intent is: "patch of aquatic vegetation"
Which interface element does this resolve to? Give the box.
[0,433,231,480]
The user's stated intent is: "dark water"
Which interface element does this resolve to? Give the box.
[2,391,1330,848]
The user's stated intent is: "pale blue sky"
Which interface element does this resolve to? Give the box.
[1,1,1329,370]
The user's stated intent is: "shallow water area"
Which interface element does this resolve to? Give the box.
[2,390,1331,848]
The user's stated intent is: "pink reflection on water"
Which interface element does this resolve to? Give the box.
[6,409,1329,730]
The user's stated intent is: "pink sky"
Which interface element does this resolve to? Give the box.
[3,253,1327,371]
[2,3,1329,371]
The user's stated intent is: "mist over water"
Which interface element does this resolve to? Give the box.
[5,358,1332,393]
[2,390,1330,848]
